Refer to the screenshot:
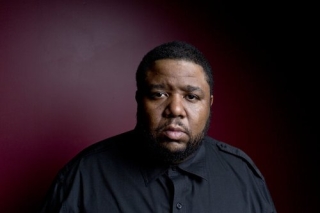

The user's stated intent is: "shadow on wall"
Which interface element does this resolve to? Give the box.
[0,0,317,213]
[0,1,207,212]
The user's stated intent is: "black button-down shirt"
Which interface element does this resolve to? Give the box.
[39,130,277,213]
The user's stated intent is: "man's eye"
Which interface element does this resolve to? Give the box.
[150,92,166,99]
[186,94,199,100]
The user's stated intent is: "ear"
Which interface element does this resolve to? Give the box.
[135,90,141,103]
[210,95,214,106]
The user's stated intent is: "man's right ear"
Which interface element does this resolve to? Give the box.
[135,90,141,102]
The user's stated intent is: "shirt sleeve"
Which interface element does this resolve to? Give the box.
[38,160,83,213]
[38,173,67,213]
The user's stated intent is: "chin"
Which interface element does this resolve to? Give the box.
[149,137,202,164]
[135,118,207,164]
[161,142,188,153]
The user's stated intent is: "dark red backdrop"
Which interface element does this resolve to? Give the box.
[0,0,317,212]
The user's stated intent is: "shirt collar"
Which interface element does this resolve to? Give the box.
[140,140,208,186]
[177,141,208,180]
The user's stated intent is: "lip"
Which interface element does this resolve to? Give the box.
[162,125,187,140]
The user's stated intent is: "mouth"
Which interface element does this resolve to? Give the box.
[161,125,187,141]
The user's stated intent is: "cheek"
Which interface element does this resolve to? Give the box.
[189,106,210,128]
[142,101,162,126]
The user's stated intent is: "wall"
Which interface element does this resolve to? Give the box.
[0,0,317,212]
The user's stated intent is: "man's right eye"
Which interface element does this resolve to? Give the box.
[150,92,166,99]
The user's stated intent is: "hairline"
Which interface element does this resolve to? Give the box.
[146,58,211,93]
[135,41,214,96]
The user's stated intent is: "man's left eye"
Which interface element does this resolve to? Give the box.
[186,94,199,100]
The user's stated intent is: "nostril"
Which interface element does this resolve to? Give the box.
[164,100,185,118]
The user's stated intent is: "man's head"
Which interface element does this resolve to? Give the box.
[136,41,213,95]
[135,41,214,164]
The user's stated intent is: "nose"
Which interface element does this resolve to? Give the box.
[163,95,186,118]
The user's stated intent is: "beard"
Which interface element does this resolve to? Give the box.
[136,108,211,165]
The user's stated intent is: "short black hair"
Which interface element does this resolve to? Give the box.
[136,41,213,94]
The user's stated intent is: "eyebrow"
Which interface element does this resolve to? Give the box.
[185,85,203,93]
[148,84,204,94]
[148,84,165,90]
[185,85,205,96]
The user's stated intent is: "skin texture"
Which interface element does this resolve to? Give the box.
[138,59,213,162]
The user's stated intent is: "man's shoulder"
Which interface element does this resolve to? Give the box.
[204,136,264,180]
[60,130,136,174]
[77,130,136,157]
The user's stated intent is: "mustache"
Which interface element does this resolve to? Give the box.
[154,119,190,135]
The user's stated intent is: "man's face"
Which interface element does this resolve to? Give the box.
[137,59,213,163]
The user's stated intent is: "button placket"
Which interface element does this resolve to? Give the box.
[168,168,186,213]
[176,202,183,209]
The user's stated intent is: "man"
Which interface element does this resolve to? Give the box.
[39,41,277,212]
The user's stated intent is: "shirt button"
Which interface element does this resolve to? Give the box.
[176,203,183,209]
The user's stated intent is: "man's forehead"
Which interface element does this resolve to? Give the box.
[145,60,206,82]
[152,58,201,68]
[147,59,205,76]
[139,59,211,94]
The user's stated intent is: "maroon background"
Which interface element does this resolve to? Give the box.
[0,0,317,212]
